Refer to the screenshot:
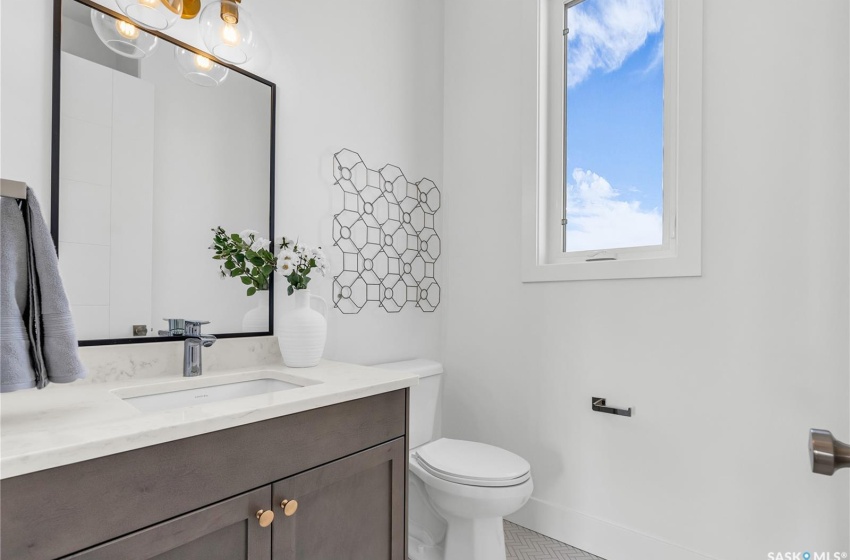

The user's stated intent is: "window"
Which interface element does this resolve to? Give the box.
[563,0,664,255]
[521,0,703,282]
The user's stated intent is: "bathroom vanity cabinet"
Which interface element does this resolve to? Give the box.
[0,390,408,560]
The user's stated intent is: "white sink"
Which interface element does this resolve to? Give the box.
[122,378,304,413]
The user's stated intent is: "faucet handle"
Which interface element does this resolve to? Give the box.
[184,320,210,336]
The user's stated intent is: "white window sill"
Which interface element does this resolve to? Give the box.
[522,249,701,283]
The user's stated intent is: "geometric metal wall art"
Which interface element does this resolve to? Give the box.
[331,148,441,314]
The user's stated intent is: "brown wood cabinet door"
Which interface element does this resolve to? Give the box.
[272,438,406,560]
[64,486,273,560]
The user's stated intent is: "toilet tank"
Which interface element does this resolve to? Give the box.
[372,359,443,450]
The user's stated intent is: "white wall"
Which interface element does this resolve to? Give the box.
[1,0,445,363]
[268,0,445,363]
[441,1,850,560]
[1,0,54,208]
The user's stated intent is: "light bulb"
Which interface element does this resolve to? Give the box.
[194,54,213,70]
[221,23,241,46]
[200,1,259,64]
[115,19,140,39]
[174,47,229,87]
[117,0,182,30]
[91,9,158,58]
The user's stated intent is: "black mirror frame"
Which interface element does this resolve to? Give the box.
[51,0,277,346]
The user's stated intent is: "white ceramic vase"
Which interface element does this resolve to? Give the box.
[279,289,328,368]
[242,290,269,332]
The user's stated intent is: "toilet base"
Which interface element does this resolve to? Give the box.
[408,534,444,560]
[442,515,507,560]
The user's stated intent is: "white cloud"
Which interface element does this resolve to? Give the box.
[568,0,663,88]
[642,38,664,76]
[566,168,662,252]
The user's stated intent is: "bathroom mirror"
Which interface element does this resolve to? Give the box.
[52,0,275,344]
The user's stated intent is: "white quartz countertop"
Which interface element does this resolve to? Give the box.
[0,350,417,479]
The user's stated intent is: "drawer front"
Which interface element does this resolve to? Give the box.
[1,390,406,560]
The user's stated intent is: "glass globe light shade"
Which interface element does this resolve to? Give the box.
[199,1,259,65]
[117,0,182,30]
[174,47,229,87]
[90,9,158,59]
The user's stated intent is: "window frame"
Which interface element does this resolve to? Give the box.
[521,0,703,282]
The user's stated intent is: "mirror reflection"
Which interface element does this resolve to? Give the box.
[57,0,274,341]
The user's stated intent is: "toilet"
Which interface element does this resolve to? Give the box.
[374,360,533,560]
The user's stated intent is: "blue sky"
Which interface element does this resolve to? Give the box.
[564,0,664,252]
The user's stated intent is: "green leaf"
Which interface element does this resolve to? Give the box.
[241,276,252,285]
[247,287,257,296]
[261,265,274,276]
[235,253,245,263]
[287,286,294,296]
[231,234,242,242]
[250,257,264,267]
[224,260,235,270]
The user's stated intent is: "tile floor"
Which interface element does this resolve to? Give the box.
[504,521,603,560]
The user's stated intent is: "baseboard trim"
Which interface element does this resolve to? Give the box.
[507,497,721,560]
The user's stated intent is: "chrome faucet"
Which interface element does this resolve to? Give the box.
[183,320,216,377]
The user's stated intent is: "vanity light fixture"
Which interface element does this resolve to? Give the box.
[174,47,229,87]
[181,0,201,19]
[90,9,158,59]
[199,0,259,65]
[116,0,183,30]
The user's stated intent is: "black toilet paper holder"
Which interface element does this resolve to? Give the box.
[591,397,632,417]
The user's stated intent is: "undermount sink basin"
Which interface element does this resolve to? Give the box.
[121,378,304,413]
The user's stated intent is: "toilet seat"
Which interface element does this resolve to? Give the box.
[413,438,531,488]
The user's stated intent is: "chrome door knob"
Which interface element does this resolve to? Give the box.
[809,429,850,475]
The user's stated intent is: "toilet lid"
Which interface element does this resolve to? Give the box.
[414,438,531,488]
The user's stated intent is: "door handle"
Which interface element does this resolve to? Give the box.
[809,429,850,475]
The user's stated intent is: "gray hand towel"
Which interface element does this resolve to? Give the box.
[1,189,86,392]
[1,198,39,391]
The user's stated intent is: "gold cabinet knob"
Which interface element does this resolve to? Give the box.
[280,499,299,516]
[256,509,275,527]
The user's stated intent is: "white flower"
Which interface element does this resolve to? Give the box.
[278,249,298,262]
[239,229,260,240]
[279,259,296,277]
[310,249,329,276]
[250,237,270,252]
